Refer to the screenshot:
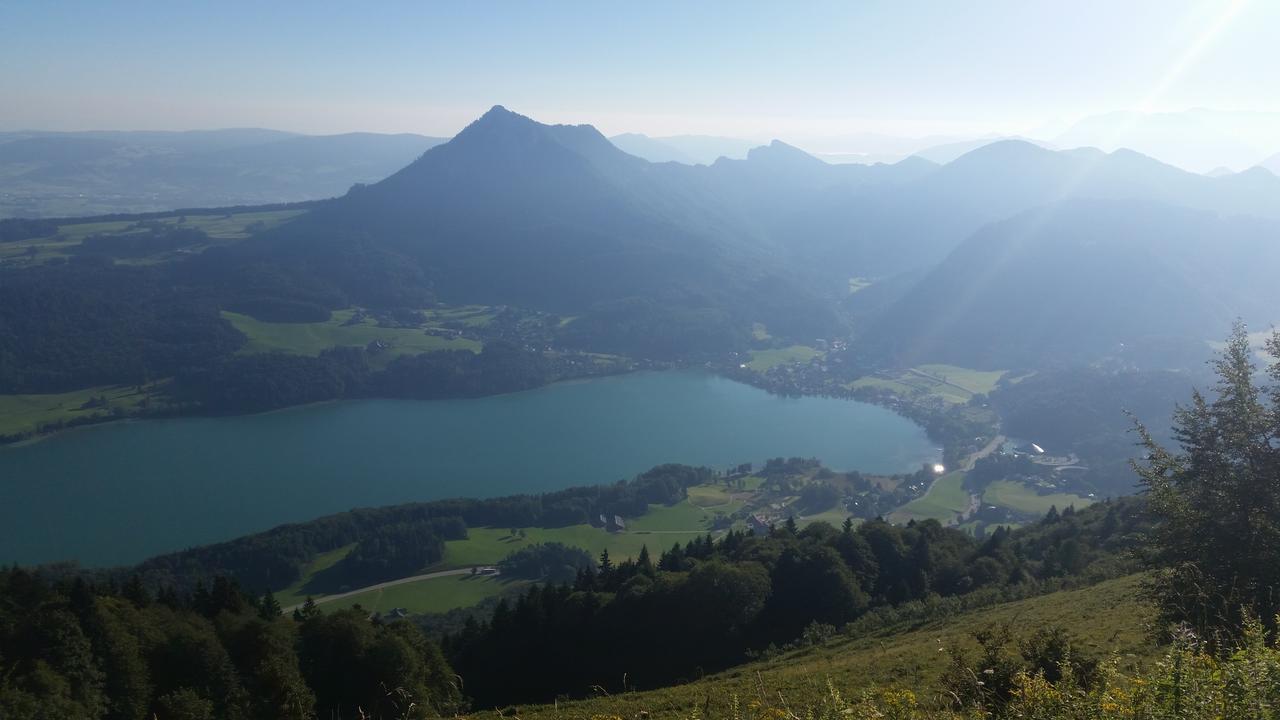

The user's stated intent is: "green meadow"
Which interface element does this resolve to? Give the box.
[851,364,1007,405]
[0,209,307,266]
[982,479,1094,516]
[322,574,531,615]
[0,384,160,437]
[279,497,721,614]
[891,471,970,524]
[746,345,823,371]
[222,309,481,361]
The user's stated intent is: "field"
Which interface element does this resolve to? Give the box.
[890,471,970,524]
[851,364,1006,404]
[746,345,823,372]
[223,308,481,362]
[275,544,357,608]
[983,480,1094,516]
[321,574,530,615]
[0,384,160,437]
[276,496,722,614]
[477,575,1156,720]
[0,209,306,266]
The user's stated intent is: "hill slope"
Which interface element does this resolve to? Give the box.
[862,199,1280,367]
[473,575,1154,720]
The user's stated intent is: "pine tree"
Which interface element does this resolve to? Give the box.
[636,545,654,576]
[1135,323,1280,640]
[259,590,282,620]
[298,596,320,620]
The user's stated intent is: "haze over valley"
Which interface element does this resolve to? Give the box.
[4,3,1280,719]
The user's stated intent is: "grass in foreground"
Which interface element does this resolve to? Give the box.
[983,479,1094,516]
[473,575,1155,719]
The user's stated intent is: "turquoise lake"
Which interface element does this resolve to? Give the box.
[0,371,937,567]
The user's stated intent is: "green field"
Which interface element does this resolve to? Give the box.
[443,517,710,570]
[223,309,481,361]
[688,483,741,509]
[626,500,718,532]
[799,507,855,528]
[322,574,529,615]
[477,575,1155,720]
[914,364,1006,395]
[274,493,721,615]
[983,480,1094,516]
[269,485,735,616]
[0,384,160,437]
[275,544,356,608]
[851,364,1006,405]
[891,471,969,524]
[746,345,823,372]
[0,209,307,267]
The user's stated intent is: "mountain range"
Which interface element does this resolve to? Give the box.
[235,106,1280,368]
[8,105,1280,371]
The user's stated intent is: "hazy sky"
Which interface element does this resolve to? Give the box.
[2,0,1278,144]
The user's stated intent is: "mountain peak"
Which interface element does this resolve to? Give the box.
[746,139,825,168]
[466,104,534,130]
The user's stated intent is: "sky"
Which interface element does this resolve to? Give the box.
[2,0,1279,151]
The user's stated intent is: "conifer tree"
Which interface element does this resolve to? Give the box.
[1135,323,1280,640]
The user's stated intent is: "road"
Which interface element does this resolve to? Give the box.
[282,566,495,613]
[954,434,1006,523]
[962,434,1006,471]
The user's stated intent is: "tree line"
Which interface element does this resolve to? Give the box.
[444,497,1146,706]
[0,570,460,720]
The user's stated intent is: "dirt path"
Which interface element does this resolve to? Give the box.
[283,567,491,613]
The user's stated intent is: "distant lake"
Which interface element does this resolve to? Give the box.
[0,371,936,567]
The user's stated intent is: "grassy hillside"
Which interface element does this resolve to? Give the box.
[476,575,1155,719]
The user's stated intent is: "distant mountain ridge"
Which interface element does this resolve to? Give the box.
[608,133,757,165]
[0,128,446,217]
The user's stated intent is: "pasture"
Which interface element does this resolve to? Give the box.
[890,471,970,524]
[0,384,159,437]
[982,479,1094,516]
[222,308,481,361]
[746,345,823,372]
[322,573,529,615]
